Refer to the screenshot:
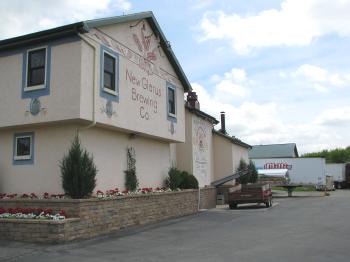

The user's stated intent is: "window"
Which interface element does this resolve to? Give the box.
[103,52,116,94]
[14,135,32,161]
[100,47,119,102]
[167,85,176,117]
[26,48,46,89]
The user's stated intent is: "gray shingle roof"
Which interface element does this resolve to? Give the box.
[249,143,299,159]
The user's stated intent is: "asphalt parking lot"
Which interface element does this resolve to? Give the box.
[1,190,350,262]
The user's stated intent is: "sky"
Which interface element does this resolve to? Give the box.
[1,0,350,154]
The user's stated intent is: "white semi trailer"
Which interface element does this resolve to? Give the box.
[325,163,350,189]
[252,157,331,189]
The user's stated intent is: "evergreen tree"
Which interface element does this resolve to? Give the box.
[248,160,258,183]
[303,146,350,163]
[236,159,250,184]
[60,135,97,198]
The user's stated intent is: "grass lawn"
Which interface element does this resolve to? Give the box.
[272,185,317,192]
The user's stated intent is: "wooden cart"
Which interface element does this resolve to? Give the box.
[228,184,272,209]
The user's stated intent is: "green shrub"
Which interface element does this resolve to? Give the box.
[60,135,97,199]
[124,169,138,191]
[165,167,183,190]
[165,168,199,190]
[180,171,199,189]
[124,147,138,191]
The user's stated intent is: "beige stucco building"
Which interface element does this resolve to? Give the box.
[212,129,251,183]
[175,92,219,187]
[0,12,190,194]
[175,92,251,187]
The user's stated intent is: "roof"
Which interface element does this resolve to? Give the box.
[212,129,252,149]
[0,11,191,92]
[249,143,299,159]
[185,105,219,125]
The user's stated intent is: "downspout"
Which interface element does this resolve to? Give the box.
[77,34,98,133]
[198,187,201,211]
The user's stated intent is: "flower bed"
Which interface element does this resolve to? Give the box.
[0,207,66,220]
[95,187,176,198]
[0,192,65,200]
[0,187,217,243]
[0,187,179,201]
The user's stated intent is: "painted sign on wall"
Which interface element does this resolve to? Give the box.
[86,26,180,86]
[126,68,161,120]
[192,117,211,186]
[263,163,292,170]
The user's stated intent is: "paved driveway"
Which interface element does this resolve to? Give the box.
[1,190,350,262]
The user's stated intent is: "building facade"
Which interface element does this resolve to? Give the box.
[175,94,251,187]
[175,92,219,187]
[0,12,190,194]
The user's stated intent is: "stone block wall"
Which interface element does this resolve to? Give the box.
[0,189,207,243]
[199,187,217,209]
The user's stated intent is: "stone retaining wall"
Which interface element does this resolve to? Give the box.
[0,189,213,243]
[199,187,217,209]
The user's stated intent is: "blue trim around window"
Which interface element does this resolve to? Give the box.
[100,45,119,102]
[166,82,177,123]
[21,46,51,99]
[13,132,35,165]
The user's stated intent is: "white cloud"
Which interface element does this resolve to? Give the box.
[291,64,350,92]
[295,64,328,82]
[211,68,250,99]
[314,107,350,126]
[191,0,213,10]
[198,0,350,54]
[191,80,350,154]
[0,0,132,40]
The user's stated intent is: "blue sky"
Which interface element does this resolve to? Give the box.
[1,0,350,153]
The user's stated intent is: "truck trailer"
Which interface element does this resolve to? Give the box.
[252,157,331,189]
[325,163,350,189]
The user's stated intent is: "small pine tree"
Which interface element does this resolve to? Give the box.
[124,147,138,191]
[236,159,250,185]
[248,160,258,183]
[60,135,97,199]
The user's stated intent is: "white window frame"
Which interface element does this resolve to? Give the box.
[102,50,118,96]
[167,85,177,118]
[24,46,48,92]
[14,135,32,160]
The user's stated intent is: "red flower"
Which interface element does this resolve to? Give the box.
[30,193,38,199]
[43,192,50,199]
[21,193,29,198]
[7,194,17,199]
[0,207,6,214]
[44,208,53,215]
[59,210,67,217]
